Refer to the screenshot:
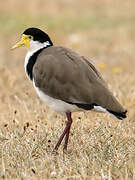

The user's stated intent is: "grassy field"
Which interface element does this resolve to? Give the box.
[0,0,135,179]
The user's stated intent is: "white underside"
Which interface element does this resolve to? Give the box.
[33,82,79,113]
[33,81,107,114]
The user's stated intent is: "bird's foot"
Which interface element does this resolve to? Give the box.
[51,149,59,155]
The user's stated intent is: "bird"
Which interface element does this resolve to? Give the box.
[12,27,127,152]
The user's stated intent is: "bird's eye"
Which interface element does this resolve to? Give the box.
[29,36,32,39]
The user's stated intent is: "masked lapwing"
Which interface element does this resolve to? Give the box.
[12,27,127,152]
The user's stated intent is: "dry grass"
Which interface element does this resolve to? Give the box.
[0,0,135,179]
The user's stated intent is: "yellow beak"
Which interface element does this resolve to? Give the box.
[12,34,30,50]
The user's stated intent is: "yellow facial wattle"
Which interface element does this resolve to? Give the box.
[12,34,32,50]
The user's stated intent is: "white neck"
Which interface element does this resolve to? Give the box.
[24,40,51,80]
[29,40,51,53]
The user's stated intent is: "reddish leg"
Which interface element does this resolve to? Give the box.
[52,112,72,152]
[63,112,72,151]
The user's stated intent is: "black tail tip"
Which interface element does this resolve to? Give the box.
[118,110,127,120]
[107,109,127,120]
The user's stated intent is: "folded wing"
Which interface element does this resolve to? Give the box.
[33,46,127,118]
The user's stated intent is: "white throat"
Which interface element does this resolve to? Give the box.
[24,40,51,79]
[29,40,50,53]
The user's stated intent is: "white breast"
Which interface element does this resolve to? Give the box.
[24,40,51,79]
[24,51,34,79]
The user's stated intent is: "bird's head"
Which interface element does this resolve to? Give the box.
[12,27,53,51]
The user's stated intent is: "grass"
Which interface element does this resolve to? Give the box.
[0,0,135,179]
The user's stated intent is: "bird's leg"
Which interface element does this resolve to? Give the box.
[52,112,72,153]
[63,112,72,151]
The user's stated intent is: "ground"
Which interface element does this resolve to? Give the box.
[0,0,135,179]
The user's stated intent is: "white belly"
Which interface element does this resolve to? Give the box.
[33,82,79,113]
[33,81,107,114]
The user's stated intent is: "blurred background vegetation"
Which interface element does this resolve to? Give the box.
[0,0,135,179]
[1,0,135,68]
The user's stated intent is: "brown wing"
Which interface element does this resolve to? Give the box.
[81,56,107,86]
[33,46,125,113]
